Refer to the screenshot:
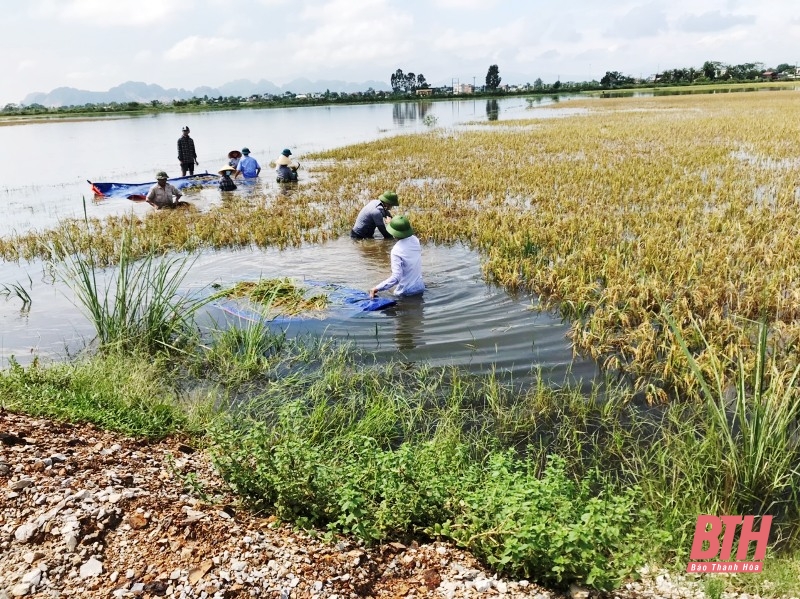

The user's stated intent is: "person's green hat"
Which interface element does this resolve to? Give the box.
[156,171,168,180]
[386,215,414,239]
[281,148,292,156]
[241,147,250,154]
[379,191,399,206]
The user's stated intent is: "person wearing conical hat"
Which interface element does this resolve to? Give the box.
[217,165,237,191]
[275,148,299,183]
[369,215,424,298]
[351,191,399,240]
[146,171,183,209]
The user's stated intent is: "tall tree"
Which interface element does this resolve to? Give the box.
[390,69,405,92]
[485,64,501,90]
[416,74,428,89]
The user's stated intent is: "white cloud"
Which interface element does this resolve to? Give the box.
[287,0,415,69]
[34,0,177,26]
[605,2,668,39]
[165,37,245,61]
[676,10,755,33]
[431,0,499,8]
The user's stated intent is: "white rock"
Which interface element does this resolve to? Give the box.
[474,578,492,593]
[10,583,31,597]
[79,558,103,578]
[21,569,41,586]
[14,523,37,543]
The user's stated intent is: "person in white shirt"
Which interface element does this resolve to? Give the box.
[369,215,425,298]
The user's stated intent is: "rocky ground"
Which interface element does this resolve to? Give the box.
[0,409,723,599]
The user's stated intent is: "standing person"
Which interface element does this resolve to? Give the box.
[236,147,261,179]
[218,165,237,191]
[177,126,199,176]
[369,215,424,298]
[350,191,399,239]
[146,171,183,209]
[275,148,299,183]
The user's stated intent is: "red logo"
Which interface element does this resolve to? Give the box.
[686,515,771,573]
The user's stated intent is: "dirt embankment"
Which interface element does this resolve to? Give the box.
[1,410,569,598]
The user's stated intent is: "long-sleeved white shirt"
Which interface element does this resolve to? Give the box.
[375,235,425,296]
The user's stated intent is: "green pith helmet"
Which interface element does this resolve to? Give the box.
[282,148,292,156]
[386,215,414,239]
[379,191,399,206]
[156,171,168,180]
[241,147,250,154]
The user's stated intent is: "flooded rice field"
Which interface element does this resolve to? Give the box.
[0,238,598,388]
[0,95,600,387]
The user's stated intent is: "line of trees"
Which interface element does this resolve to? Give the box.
[600,60,798,88]
[390,69,428,93]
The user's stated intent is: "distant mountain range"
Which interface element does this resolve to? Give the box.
[21,78,393,107]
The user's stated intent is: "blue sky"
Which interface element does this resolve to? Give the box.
[4,0,798,105]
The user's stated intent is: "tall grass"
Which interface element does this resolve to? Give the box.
[659,312,800,545]
[58,216,215,355]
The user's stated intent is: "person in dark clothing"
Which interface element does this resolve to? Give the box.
[218,165,237,191]
[350,191,399,239]
[177,126,198,176]
[275,148,299,183]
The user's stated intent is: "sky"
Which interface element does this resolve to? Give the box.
[4,0,799,106]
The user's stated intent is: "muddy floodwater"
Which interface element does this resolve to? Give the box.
[0,239,599,389]
[0,96,599,388]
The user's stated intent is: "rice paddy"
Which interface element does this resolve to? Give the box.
[222,277,329,316]
[4,91,796,399]
[3,90,800,593]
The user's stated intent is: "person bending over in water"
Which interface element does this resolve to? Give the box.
[275,148,300,183]
[146,171,183,209]
[350,191,399,240]
[218,165,237,191]
[369,215,425,298]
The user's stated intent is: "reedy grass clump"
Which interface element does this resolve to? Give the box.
[58,222,216,355]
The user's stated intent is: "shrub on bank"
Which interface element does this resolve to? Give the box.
[211,400,661,591]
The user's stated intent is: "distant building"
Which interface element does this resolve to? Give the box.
[453,83,474,94]
[415,88,433,97]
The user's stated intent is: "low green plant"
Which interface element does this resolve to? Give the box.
[0,354,205,439]
[703,575,726,599]
[438,453,663,591]
[0,277,32,309]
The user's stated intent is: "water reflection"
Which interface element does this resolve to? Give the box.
[486,99,499,121]
[386,295,426,352]
[392,101,433,125]
[351,237,393,273]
